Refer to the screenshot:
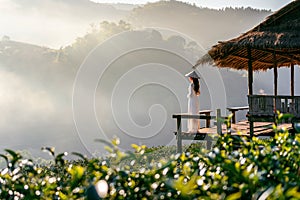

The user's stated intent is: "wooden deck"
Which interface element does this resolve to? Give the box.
[175,121,292,139]
[173,110,294,153]
[198,121,292,136]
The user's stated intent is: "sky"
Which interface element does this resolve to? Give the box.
[91,0,293,11]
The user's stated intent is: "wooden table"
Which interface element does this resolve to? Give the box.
[199,110,212,127]
[227,106,249,124]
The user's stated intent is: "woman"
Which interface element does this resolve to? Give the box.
[185,70,201,133]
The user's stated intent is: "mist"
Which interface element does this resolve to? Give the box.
[0,0,299,159]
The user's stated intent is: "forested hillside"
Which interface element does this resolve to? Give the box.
[128,1,271,48]
[1,1,272,66]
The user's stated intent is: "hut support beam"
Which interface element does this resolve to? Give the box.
[274,66,278,96]
[253,47,300,62]
[248,47,253,95]
[229,54,273,66]
[253,48,300,64]
[221,47,300,67]
[247,47,254,137]
[273,51,278,96]
[291,63,295,97]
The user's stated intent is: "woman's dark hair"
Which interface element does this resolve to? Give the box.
[192,78,200,95]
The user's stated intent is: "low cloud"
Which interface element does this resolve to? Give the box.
[0,69,55,127]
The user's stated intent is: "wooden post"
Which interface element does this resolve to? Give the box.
[250,116,254,138]
[231,111,236,124]
[291,63,295,97]
[247,47,253,95]
[206,112,211,128]
[273,51,278,96]
[199,110,212,128]
[216,109,222,134]
[274,66,278,96]
[247,47,254,137]
[176,116,182,154]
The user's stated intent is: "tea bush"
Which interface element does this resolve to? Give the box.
[0,129,299,199]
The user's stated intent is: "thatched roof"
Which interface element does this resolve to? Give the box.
[196,0,300,71]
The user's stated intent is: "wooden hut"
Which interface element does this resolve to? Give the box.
[196,0,300,136]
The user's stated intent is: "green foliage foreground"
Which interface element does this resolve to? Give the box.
[0,131,299,200]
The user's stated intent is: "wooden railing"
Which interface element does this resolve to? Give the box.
[248,95,300,118]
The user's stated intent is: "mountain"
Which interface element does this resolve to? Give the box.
[128,1,272,48]
[2,0,272,49]
[110,3,140,11]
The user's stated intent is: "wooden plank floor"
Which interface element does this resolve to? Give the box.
[194,120,293,137]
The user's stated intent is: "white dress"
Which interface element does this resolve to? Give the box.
[187,83,200,132]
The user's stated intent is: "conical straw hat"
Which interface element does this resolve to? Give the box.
[185,70,200,79]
